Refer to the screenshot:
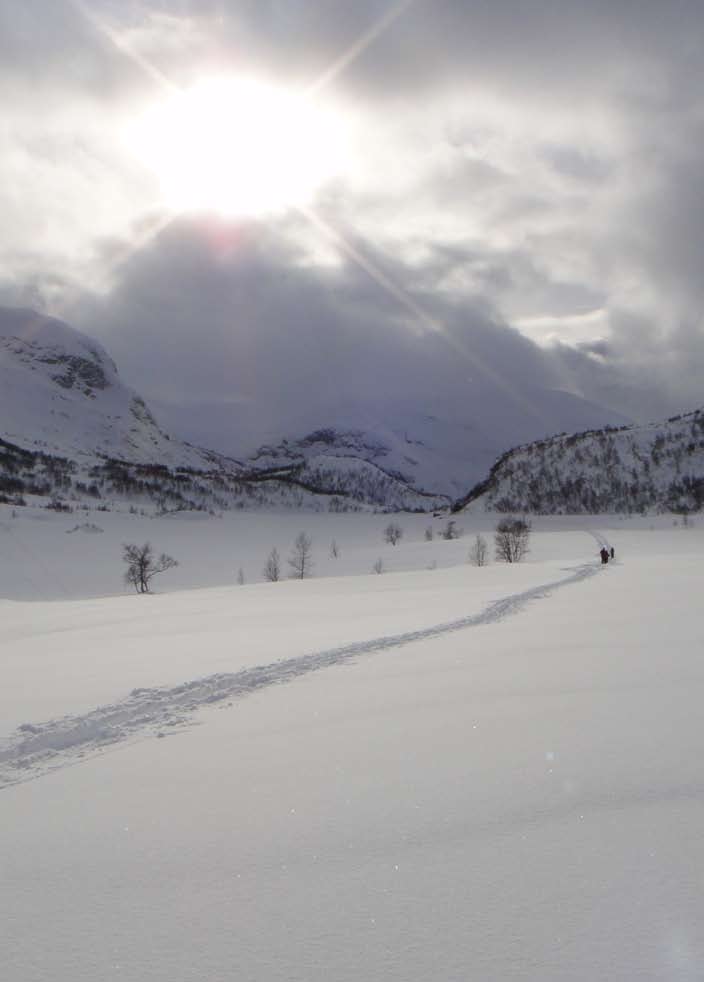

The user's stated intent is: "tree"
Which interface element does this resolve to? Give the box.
[494,517,531,563]
[263,548,281,582]
[441,519,460,540]
[372,557,384,574]
[468,534,489,566]
[288,532,314,579]
[384,522,403,545]
[123,542,178,593]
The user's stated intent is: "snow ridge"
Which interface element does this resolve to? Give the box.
[0,563,598,789]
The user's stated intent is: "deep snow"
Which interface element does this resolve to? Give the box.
[2,507,703,981]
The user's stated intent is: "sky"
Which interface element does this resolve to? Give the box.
[1,0,703,450]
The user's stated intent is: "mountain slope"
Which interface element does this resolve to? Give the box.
[454,409,704,514]
[0,307,228,470]
[0,308,446,512]
[239,386,630,499]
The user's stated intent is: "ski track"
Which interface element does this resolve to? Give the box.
[0,563,599,789]
[589,529,611,550]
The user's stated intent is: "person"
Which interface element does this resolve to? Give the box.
[600,547,609,564]
[610,546,615,560]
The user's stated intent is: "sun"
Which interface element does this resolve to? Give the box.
[128,77,343,218]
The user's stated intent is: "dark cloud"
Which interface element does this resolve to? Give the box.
[540,146,615,184]
[68,215,576,451]
[0,0,153,103]
[3,0,703,109]
[622,128,704,311]
[184,0,704,107]
[4,0,681,112]
[548,305,704,425]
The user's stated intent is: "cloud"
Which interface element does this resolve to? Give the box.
[0,0,152,101]
[2,0,704,436]
[67,214,575,448]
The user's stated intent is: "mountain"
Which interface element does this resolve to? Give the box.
[0,307,226,470]
[0,308,446,513]
[163,388,631,499]
[1,306,644,515]
[453,410,704,515]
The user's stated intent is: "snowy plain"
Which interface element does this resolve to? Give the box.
[2,505,704,981]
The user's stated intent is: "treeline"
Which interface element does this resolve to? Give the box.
[0,438,446,514]
[453,409,704,515]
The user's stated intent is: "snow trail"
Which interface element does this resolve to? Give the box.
[588,529,612,551]
[0,562,598,788]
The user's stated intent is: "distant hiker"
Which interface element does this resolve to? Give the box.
[600,547,609,564]
[610,547,615,560]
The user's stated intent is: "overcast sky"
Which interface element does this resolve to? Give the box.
[1,0,703,446]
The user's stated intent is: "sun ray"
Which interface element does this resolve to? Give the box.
[49,210,177,321]
[67,0,178,94]
[64,0,551,428]
[306,0,418,97]
[298,205,556,429]
[91,211,178,291]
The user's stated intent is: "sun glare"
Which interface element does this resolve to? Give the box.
[128,77,343,217]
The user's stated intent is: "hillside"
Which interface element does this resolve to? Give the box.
[0,307,226,470]
[162,386,631,499]
[0,308,446,513]
[454,409,704,515]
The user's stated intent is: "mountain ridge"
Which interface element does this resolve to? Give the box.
[0,307,447,513]
[453,410,704,515]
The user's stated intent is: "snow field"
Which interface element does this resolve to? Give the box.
[0,508,598,758]
[0,504,606,601]
[0,562,597,782]
[2,511,704,980]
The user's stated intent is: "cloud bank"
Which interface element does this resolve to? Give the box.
[1,0,703,444]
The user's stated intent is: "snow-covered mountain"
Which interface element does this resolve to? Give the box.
[1,306,645,514]
[455,409,704,515]
[240,388,631,499]
[0,308,446,512]
[0,307,229,470]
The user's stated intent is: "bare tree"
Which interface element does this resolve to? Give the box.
[468,534,489,566]
[263,548,281,582]
[441,519,461,540]
[288,532,314,579]
[123,542,178,593]
[494,517,531,563]
[372,557,384,574]
[384,522,403,545]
